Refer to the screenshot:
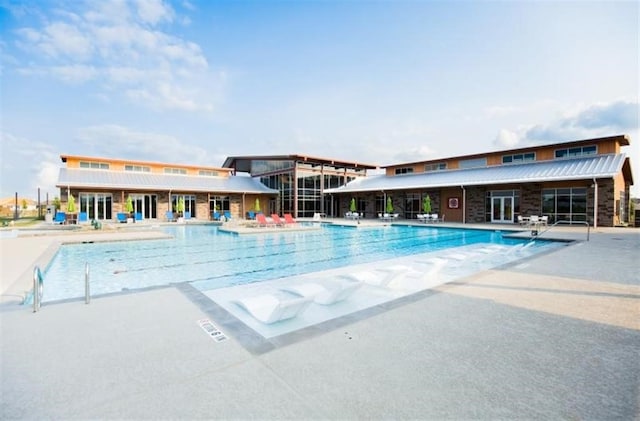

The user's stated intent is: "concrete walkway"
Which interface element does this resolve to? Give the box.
[1,223,638,419]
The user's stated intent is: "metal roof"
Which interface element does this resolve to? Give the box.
[222,154,378,172]
[325,154,629,194]
[56,168,278,194]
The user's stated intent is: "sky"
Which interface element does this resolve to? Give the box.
[1,0,638,201]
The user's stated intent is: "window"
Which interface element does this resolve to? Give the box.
[459,158,487,169]
[164,168,187,175]
[502,153,535,164]
[198,170,219,177]
[395,167,414,175]
[79,161,109,169]
[424,162,447,172]
[555,145,597,159]
[541,187,588,224]
[124,165,150,172]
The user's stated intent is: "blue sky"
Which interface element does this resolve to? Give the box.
[1,0,638,200]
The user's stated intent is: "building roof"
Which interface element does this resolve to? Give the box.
[381,134,631,168]
[56,168,278,194]
[325,154,631,194]
[222,154,378,172]
[61,155,233,173]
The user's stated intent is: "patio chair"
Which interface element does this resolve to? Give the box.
[54,212,66,224]
[78,212,88,224]
[116,213,128,223]
[212,211,220,221]
[430,213,439,222]
[233,294,312,324]
[282,279,362,305]
[135,212,143,221]
[248,210,255,220]
[224,211,232,221]
[165,211,176,222]
[540,215,548,226]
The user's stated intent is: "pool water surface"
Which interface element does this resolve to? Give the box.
[42,224,546,302]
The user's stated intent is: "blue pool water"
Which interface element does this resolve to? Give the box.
[42,224,532,302]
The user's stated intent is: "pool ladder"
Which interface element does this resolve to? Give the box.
[32,262,91,313]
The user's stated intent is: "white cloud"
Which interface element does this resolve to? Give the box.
[134,0,175,25]
[74,124,216,165]
[12,0,219,112]
[494,129,521,148]
[494,100,639,148]
[0,132,60,200]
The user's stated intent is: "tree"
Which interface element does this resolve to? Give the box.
[386,197,394,214]
[350,198,357,212]
[53,197,61,211]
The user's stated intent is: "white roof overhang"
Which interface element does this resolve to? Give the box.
[56,168,278,194]
[325,154,628,194]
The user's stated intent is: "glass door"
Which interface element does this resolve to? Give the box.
[491,196,513,223]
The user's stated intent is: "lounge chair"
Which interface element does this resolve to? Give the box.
[341,264,414,288]
[540,215,548,226]
[234,294,312,324]
[283,213,297,225]
[271,214,286,226]
[430,213,439,222]
[282,279,362,305]
[117,212,128,223]
[165,211,176,222]
[53,212,66,224]
[256,213,274,227]
[224,211,232,221]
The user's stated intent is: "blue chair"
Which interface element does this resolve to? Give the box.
[212,211,220,221]
[224,211,232,220]
[184,211,191,219]
[116,213,127,223]
[78,212,88,224]
[248,210,255,220]
[134,212,142,221]
[165,211,176,222]
[54,212,66,224]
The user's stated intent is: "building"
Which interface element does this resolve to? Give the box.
[325,134,634,227]
[222,155,377,217]
[56,155,278,221]
[56,134,633,227]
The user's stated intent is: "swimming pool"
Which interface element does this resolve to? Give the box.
[42,224,538,302]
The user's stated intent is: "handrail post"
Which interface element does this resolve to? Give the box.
[85,262,90,304]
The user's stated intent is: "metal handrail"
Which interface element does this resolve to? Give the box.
[33,266,43,313]
[533,220,590,241]
[85,262,90,304]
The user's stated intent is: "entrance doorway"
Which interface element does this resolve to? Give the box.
[491,196,513,223]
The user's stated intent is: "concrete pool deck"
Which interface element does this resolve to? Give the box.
[1,221,639,419]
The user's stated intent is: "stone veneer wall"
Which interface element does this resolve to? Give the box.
[592,179,614,227]
[465,186,486,223]
[519,183,543,216]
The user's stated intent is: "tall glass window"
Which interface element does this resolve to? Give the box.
[171,194,196,217]
[541,188,587,223]
[405,193,421,219]
[79,193,112,220]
